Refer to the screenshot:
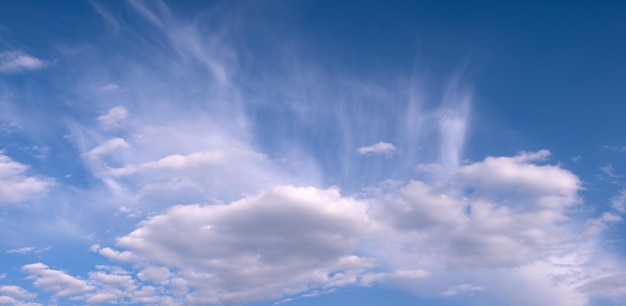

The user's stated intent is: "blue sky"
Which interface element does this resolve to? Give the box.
[1,1,625,305]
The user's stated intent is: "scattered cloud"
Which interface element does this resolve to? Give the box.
[2,2,625,306]
[584,213,623,237]
[22,263,94,297]
[357,142,396,155]
[44,150,609,305]
[612,189,626,213]
[87,138,129,159]
[0,152,53,204]
[0,51,47,73]
[97,106,129,130]
[0,285,40,306]
[6,246,51,255]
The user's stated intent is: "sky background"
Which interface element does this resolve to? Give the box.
[1,1,626,305]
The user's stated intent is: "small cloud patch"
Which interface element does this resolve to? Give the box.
[357,142,396,155]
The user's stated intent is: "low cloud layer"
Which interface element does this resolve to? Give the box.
[19,151,623,305]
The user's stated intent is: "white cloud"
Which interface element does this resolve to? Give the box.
[0,51,47,73]
[6,246,50,254]
[22,263,94,297]
[87,138,129,158]
[357,142,396,155]
[107,185,374,304]
[106,148,264,176]
[612,189,626,213]
[85,292,119,305]
[0,153,53,204]
[437,75,471,168]
[6,247,36,254]
[4,1,618,305]
[0,286,36,300]
[68,150,613,306]
[584,213,623,236]
[97,106,129,130]
[91,245,138,263]
[137,266,171,284]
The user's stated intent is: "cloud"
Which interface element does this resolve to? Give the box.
[97,106,129,130]
[6,246,51,255]
[0,286,36,300]
[63,150,609,305]
[90,245,138,263]
[3,2,622,306]
[372,151,582,271]
[612,189,626,213]
[0,51,47,73]
[584,213,623,236]
[110,185,374,304]
[98,83,121,92]
[0,285,40,306]
[22,263,94,297]
[87,138,129,158]
[0,153,53,204]
[440,283,484,296]
[600,164,622,178]
[357,142,396,155]
[105,148,264,176]
[437,73,471,168]
[579,274,626,296]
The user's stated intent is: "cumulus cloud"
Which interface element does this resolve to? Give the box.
[357,142,396,155]
[111,185,373,304]
[0,286,36,300]
[20,144,625,306]
[372,151,582,270]
[0,153,53,204]
[97,106,129,130]
[22,263,94,297]
[0,51,47,73]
